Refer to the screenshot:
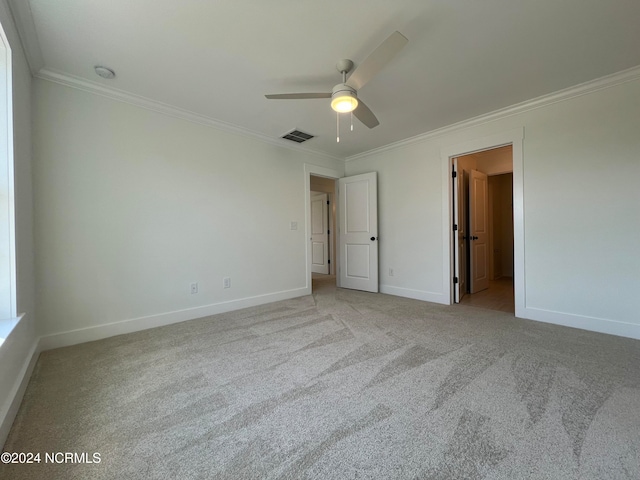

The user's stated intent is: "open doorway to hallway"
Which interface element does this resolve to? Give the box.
[454,145,514,313]
[310,175,337,291]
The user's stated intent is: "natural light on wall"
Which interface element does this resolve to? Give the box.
[0,18,17,346]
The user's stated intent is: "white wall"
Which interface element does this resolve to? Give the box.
[346,75,640,339]
[310,175,336,193]
[474,145,513,175]
[0,0,37,447]
[33,79,343,346]
[489,173,514,278]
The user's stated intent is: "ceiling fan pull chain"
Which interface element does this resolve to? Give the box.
[351,111,354,132]
[336,112,340,143]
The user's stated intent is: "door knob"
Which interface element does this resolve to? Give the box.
[370,237,376,241]
[471,236,479,240]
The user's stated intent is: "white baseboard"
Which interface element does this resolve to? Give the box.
[39,287,308,351]
[380,284,447,305]
[381,284,640,340]
[0,339,40,448]
[521,307,640,340]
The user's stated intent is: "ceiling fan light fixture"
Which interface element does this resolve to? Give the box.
[331,95,358,113]
[331,84,358,113]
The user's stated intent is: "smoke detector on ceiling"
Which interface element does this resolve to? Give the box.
[94,66,115,79]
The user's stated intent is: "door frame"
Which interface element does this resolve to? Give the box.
[304,164,342,294]
[441,128,525,317]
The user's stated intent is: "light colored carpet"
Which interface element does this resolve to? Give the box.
[2,275,640,479]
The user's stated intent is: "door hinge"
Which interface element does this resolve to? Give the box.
[327,200,330,205]
[328,259,330,264]
[452,171,457,178]
[453,277,459,284]
[328,230,330,235]
[453,224,458,231]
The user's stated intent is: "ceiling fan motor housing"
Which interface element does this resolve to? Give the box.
[332,83,357,99]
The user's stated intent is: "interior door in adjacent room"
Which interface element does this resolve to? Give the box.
[338,172,378,292]
[452,159,468,302]
[469,169,489,293]
[310,191,329,274]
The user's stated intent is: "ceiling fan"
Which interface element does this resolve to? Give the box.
[265,31,408,139]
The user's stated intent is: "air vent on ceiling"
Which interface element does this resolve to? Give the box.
[281,129,315,143]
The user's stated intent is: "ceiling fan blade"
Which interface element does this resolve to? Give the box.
[353,100,379,129]
[265,93,331,99]
[346,31,408,91]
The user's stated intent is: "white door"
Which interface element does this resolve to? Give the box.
[452,159,467,303]
[338,172,378,292]
[469,169,489,293]
[310,192,329,274]
[459,170,469,299]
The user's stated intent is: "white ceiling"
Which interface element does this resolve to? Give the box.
[10,0,640,159]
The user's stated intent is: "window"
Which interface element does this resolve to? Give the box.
[0,18,17,346]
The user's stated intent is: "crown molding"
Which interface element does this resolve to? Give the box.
[6,0,44,74]
[30,63,640,165]
[35,68,343,163]
[345,64,640,162]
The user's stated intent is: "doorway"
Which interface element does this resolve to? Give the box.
[453,145,515,313]
[310,174,337,290]
[306,168,380,295]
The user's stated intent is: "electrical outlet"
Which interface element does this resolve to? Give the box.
[389,268,394,277]
[190,282,198,294]
[223,277,231,289]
